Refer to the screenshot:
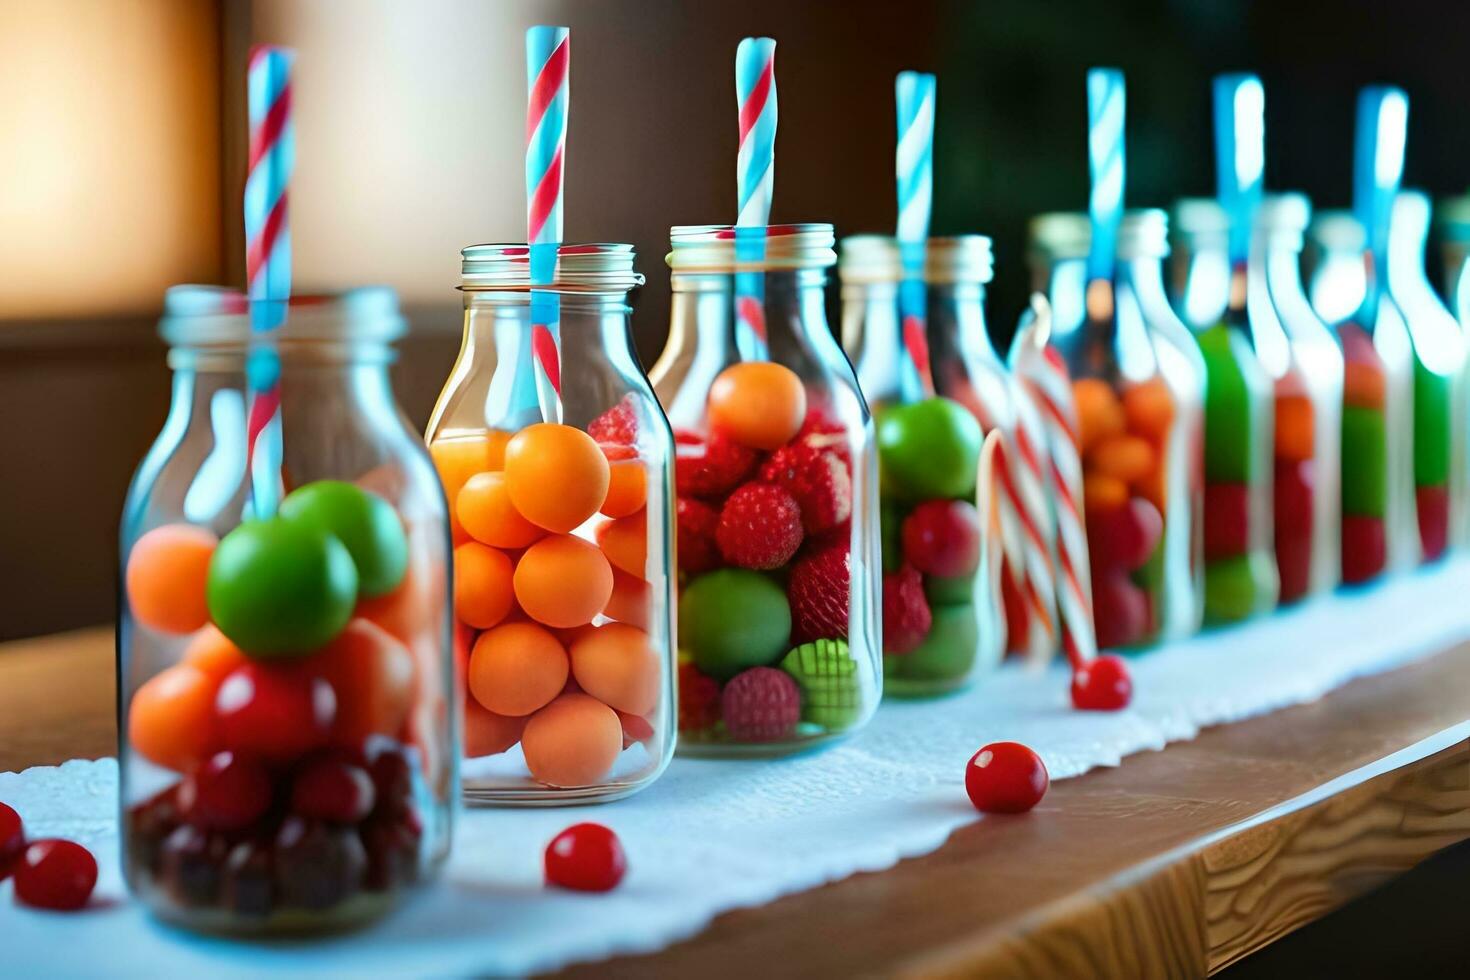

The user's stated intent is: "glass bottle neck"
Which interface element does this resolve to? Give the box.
[843,279,995,407]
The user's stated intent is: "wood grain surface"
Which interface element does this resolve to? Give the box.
[3,628,1468,978]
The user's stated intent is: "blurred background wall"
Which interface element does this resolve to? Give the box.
[3,0,1470,640]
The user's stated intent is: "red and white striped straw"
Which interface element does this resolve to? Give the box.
[526,25,570,423]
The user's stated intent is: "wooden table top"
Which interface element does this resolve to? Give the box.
[4,627,1469,978]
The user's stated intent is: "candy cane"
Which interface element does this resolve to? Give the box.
[1003,382,1060,665]
[895,70,936,400]
[526,25,570,423]
[734,37,777,361]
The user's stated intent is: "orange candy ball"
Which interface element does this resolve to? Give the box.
[1343,357,1386,409]
[596,511,647,578]
[464,696,528,758]
[1083,473,1129,514]
[601,457,648,519]
[312,619,416,745]
[431,432,510,540]
[1071,379,1125,453]
[603,569,652,630]
[503,423,610,533]
[467,621,568,716]
[1275,393,1316,463]
[521,693,623,788]
[181,626,248,680]
[570,623,661,716]
[707,362,808,451]
[128,664,219,772]
[457,471,544,548]
[514,535,614,628]
[1087,435,1156,486]
[126,524,217,635]
[1121,378,1175,442]
[454,542,516,629]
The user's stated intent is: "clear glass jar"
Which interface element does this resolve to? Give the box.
[649,224,881,753]
[840,234,1006,694]
[1437,193,1470,325]
[426,244,675,804]
[1308,210,1419,581]
[1172,199,1278,624]
[119,287,454,934]
[1029,211,1205,648]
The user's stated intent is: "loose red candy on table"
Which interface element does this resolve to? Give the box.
[1341,515,1387,585]
[14,839,98,911]
[1,801,24,880]
[1202,483,1250,561]
[900,499,981,578]
[178,751,273,832]
[545,822,627,893]
[1070,654,1133,711]
[965,742,1049,814]
[214,663,337,764]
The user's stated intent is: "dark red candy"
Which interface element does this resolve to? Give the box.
[1274,458,1315,531]
[292,759,376,824]
[159,824,231,907]
[1089,497,1163,571]
[360,811,423,892]
[179,751,273,831]
[1417,484,1450,562]
[1092,572,1149,650]
[545,823,627,893]
[215,663,336,764]
[1203,483,1250,561]
[273,816,367,911]
[1,801,24,881]
[1342,515,1387,585]
[221,841,274,918]
[900,499,981,578]
[1274,531,1312,604]
[124,787,182,878]
[13,839,98,911]
[362,737,417,816]
[1070,654,1133,711]
[965,741,1049,814]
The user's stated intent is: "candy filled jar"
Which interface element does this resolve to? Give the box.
[426,244,675,803]
[840,234,1004,693]
[1029,211,1205,648]
[649,224,881,753]
[119,287,454,934]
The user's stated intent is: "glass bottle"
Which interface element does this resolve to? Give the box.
[649,224,881,754]
[426,244,676,804]
[1437,193,1470,325]
[119,287,454,934]
[1029,210,1205,648]
[1172,199,1278,624]
[840,234,1006,694]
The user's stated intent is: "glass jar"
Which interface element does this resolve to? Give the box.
[649,224,881,753]
[1307,211,1419,581]
[118,287,454,934]
[840,234,1006,694]
[1172,199,1278,624]
[425,244,675,804]
[1029,211,1205,648]
[1437,193,1470,325]
[1249,194,1344,601]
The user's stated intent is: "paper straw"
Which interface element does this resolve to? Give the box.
[1213,73,1265,266]
[734,37,777,361]
[526,25,570,423]
[895,70,937,400]
[1010,295,1097,668]
[1085,68,1125,286]
[243,45,295,517]
[1353,85,1408,327]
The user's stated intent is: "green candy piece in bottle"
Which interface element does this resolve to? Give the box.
[1198,324,1260,484]
[780,639,862,731]
[1341,405,1387,516]
[1413,358,1452,489]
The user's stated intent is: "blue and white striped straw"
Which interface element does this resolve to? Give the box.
[525,25,570,423]
[1213,73,1265,266]
[1085,68,1126,286]
[896,70,936,399]
[734,36,777,361]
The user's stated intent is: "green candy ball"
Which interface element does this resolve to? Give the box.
[678,570,791,680]
[780,639,863,731]
[207,517,359,657]
[1340,405,1387,516]
[279,480,408,598]
[1198,324,1266,484]
[886,603,979,691]
[924,572,975,607]
[1204,553,1270,624]
[877,397,983,501]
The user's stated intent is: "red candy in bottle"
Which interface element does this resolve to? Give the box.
[1092,572,1148,650]
[1,801,24,880]
[215,663,337,764]
[292,758,377,824]
[545,823,627,892]
[178,751,273,831]
[1341,515,1387,585]
[1203,483,1250,561]
[1417,484,1450,562]
[965,741,1049,814]
[14,839,98,911]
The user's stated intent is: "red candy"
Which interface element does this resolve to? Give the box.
[787,545,851,643]
[674,431,758,498]
[545,822,626,893]
[1341,514,1386,585]
[900,499,981,578]
[215,663,337,764]
[1070,654,1133,711]
[1417,484,1450,562]
[1092,572,1148,650]
[1203,483,1250,561]
[292,758,377,824]
[715,482,804,570]
[675,497,721,574]
[882,565,932,654]
[1089,497,1163,571]
[588,396,638,446]
[677,663,721,733]
[758,443,853,534]
[1273,458,1315,531]
[965,741,1049,814]
[1,802,24,881]
[14,839,98,911]
[178,751,273,831]
[1275,531,1312,604]
[720,667,800,742]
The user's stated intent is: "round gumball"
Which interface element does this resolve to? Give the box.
[467,622,568,717]
[1204,555,1260,622]
[600,455,648,519]
[464,697,528,757]
[454,542,516,629]
[900,499,981,578]
[1071,654,1133,711]
[1275,530,1312,603]
[291,757,376,824]
[178,750,273,831]
[2,802,24,881]
[596,510,648,578]
[545,822,626,892]
[1274,458,1315,531]
[515,535,615,628]
[1342,515,1386,585]
[876,397,983,500]
[1120,378,1174,442]
[1092,572,1149,649]
[206,517,359,657]
[13,839,97,911]
[1082,474,1129,516]
[570,623,661,716]
[214,662,336,764]
[128,664,221,772]
[678,569,791,680]
[280,480,408,597]
[1202,484,1250,561]
[1071,379,1125,451]
[503,423,610,533]
[457,471,544,549]
[1086,435,1155,486]
[707,362,807,451]
[312,619,415,745]
[1274,393,1315,463]
[521,694,623,788]
[1089,497,1163,572]
[965,741,1048,814]
[126,524,217,635]
[603,569,652,630]
[182,625,248,680]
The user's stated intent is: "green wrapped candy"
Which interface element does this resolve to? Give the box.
[679,570,791,680]
[925,573,975,607]
[1204,554,1261,624]
[206,517,359,657]
[1341,405,1387,516]
[280,480,409,598]
[877,397,983,501]
[780,639,862,731]
[886,603,978,690]
[1198,324,1267,483]
[1413,360,1452,488]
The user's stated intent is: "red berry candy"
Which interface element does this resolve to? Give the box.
[965,741,1048,814]
[1092,572,1148,650]
[758,443,853,534]
[1341,514,1386,585]
[178,751,273,831]
[1089,496,1164,572]
[787,545,850,643]
[1417,484,1450,562]
[1203,483,1250,561]
[588,396,639,446]
[14,839,98,911]
[1275,530,1312,604]
[545,822,627,893]
[292,758,376,823]
[675,496,722,574]
[720,667,801,742]
[900,499,981,578]
[677,662,722,733]
[715,482,804,570]
[1070,654,1133,711]
[1,802,25,881]
[674,431,758,498]
[1273,458,1315,531]
[882,565,933,654]
[215,663,336,764]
